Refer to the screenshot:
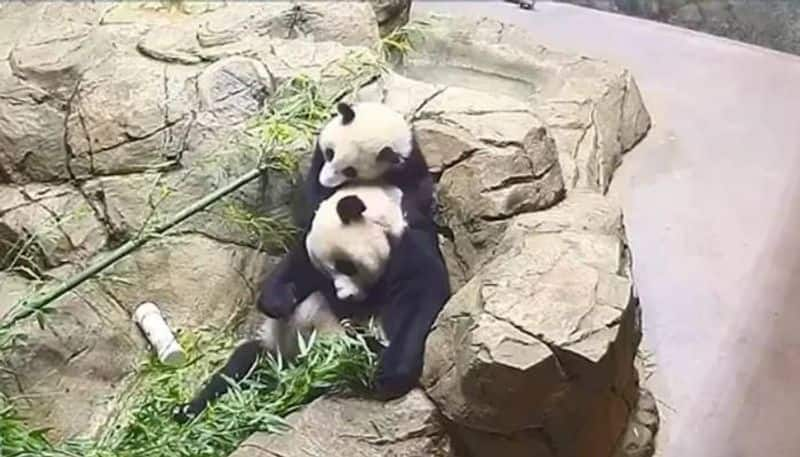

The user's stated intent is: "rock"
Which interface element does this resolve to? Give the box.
[255,39,380,101]
[135,2,380,65]
[103,234,269,330]
[347,71,446,119]
[437,234,469,292]
[196,57,275,126]
[0,2,382,184]
[230,390,451,457]
[0,65,70,183]
[414,120,482,174]
[422,191,642,457]
[368,0,412,36]
[0,265,143,442]
[613,389,660,457]
[63,55,197,179]
[0,184,107,273]
[404,12,651,193]
[437,124,565,271]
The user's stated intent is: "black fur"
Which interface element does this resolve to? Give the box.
[367,225,450,398]
[173,340,262,424]
[337,103,355,125]
[337,195,367,224]
[377,146,401,165]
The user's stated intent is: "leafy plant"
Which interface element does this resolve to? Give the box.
[0,328,377,457]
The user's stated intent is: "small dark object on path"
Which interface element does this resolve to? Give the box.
[504,0,536,10]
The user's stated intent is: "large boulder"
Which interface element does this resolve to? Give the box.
[422,191,642,457]
[437,124,565,272]
[400,12,651,193]
[230,390,451,457]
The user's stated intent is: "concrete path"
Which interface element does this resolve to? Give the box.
[414,2,800,456]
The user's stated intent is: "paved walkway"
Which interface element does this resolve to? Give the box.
[415,2,800,456]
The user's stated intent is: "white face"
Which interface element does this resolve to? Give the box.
[306,185,406,302]
[317,102,413,188]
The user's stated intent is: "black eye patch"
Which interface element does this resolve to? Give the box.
[324,148,335,162]
[334,259,358,276]
[342,167,358,179]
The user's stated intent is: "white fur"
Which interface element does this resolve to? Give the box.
[306,184,407,301]
[256,291,344,359]
[317,102,413,188]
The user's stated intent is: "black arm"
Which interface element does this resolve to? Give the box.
[375,228,450,399]
[256,239,326,318]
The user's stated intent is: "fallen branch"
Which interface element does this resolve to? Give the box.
[1,166,266,331]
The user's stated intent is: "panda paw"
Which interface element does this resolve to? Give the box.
[172,401,203,425]
[256,283,297,319]
[374,361,420,400]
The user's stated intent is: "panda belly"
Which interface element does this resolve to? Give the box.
[254,291,346,359]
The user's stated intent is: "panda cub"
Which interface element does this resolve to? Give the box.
[257,102,436,321]
[174,184,449,422]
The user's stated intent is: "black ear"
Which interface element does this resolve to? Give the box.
[337,195,366,224]
[376,146,401,165]
[337,103,356,125]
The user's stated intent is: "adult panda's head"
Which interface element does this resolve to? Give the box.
[316,102,413,188]
[306,184,407,302]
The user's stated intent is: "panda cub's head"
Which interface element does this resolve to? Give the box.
[306,184,407,302]
[317,102,413,188]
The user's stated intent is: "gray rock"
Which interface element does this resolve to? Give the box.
[437,124,565,271]
[368,0,413,36]
[613,389,660,457]
[403,12,651,193]
[422,192,642,457]
[0,265,142,442]
[103,234,269,330]
[134,2,380,65]
[197,57,275,126]
[0,184,106,273]
[414,120,482,174]
[347,71,447,120]
[63,55,197,179]
[230,390,451,457]
[0,65,70,183]
[255,39,380,101]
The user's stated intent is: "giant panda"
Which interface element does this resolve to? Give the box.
[174,184,450,423]
[257,102,437,321]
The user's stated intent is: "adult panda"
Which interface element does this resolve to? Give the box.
[257,101,436,320]
[174,184,450,423]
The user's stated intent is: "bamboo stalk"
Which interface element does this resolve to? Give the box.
[1,167,265,330]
